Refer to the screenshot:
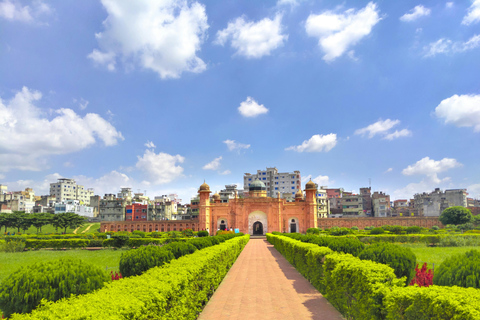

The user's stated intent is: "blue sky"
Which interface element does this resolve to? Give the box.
[1,0,480,202]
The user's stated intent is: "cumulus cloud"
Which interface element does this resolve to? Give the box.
[238,97,268,118]
[383,129,413,140]
[215,13,287,59]
[0,87,123,171]
[393,176,452,200]
[219,170,231,175]
[435,94,480,132]
[463,0,480,25]
[136,149,184,184]
[402,157,462,183]
[202,156,222,170]
[305,2,381,61]
[302,174,333,187]
[0,0,52,23]
[384,168,393,173]
[446,2,454,9]
[74,170,131,196]
[286,133,337,152]
[400,5,431,22]
[355,119,412,140]
[223,139,250,152]
[88,0,209,79]
[144,141,156,149]
[424,34,480,57]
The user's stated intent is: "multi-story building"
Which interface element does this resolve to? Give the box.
[414,188,467,217]
[244,167,301,199]
[54,200,94,217]
[0,188,36,213]
[360,187,372,216]
[218,184,244,203]
[341,194,366,217]
[99,193,131,221]
[372,191,391,217]
[49,178,94,205]
[153,195,177,220]
[125,203,152,221]
[316,185,329,218]
[0,184,7,194]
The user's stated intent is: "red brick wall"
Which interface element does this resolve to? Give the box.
[101,220,199,233]
[317,217,442,229]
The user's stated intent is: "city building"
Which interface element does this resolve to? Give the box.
[0,184,7,194]
[316,185,329,218]
[54,200,94,217]
[98,192,132,221]
[218,184,244,203]
[372,191,391,217]
[341,194,366,217]
[0,188,36,213]
[153,195,177,220]
[359,187,372,215]
[125,203,151,221]
[414,188,467,216]
[244,167,301,199]
[49,178,94,205]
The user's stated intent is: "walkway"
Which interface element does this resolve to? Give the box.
[198,238,343,320]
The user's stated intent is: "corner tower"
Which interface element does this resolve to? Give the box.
[305,180,318,229]
[198,182,211,233]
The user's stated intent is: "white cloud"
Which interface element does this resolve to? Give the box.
[383,129,413,140]
[135,149,184,184]
[144,141,156,149]
[305,2,381,61]
[302,174,334,187]
[73,98,89,110]
[89,0,209,79]
[219,170,231,175]
[393,176,452,200]
[355,119,400,138]
[462,0,480,25]
[446,2,454,9]
[0,174,5,180]
[63,161,74,168]
[424,34,480,57]
[435,94,480,132]
[384,168,393,173]
[238,97,269,117]
[402,157,462,183]
[468,184,480,198]
[215,13,287,59]
[0,87,123,172]
[223,139,250,151]
[286,133,337,152]
[277,0,303,7]
[0,0,51,23]
[74,170,131,196]
[202,156,222,170]
[400,5,431,22]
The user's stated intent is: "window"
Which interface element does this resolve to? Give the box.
[292,181,294,184]
[291,187,295,189]
[262,178,266,180]
[262,172,266,175]
[292,175,295,178]
[275,182,278,185]
[126,209,132,213]
[249,178,251,181]
[275,177,278,180]
[275,187,278,190]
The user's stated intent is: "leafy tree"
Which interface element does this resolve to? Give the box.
[52,212,86,233]
[0,213,12,232]
[9,211,27,232]
[19,214,33,233]
[31,213,53,233]
[439,206,473,226]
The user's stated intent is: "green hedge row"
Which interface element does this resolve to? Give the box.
[10,234,250,320]
[102,237,170,248]
[354,234,480,244]
[24,239,90,249]
[267,233,480,320]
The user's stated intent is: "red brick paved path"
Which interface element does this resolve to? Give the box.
[198,238,344,320]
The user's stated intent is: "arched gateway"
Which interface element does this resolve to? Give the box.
[248,211,267,235]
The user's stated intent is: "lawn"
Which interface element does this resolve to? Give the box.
[0,249,124,285]
[2,222,101,235]
[400,243,480,270]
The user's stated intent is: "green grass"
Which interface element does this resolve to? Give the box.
[0,249,124,285]
[1,222,101,235]
[399,243,480,270]
[75,223,101,234]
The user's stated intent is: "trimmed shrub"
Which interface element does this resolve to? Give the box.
[9,235,249,320]
[182,228,194,237]
[112,235,129,248]
[434,249,480,288]
[431,225,439,230]
[126,238,167,247]
[306,228,320,235]
[132,230,146,238]
[351,226,359,231]
[370,227,385,235]
[0,239,26,252]
[119,245,175,277]
[164,241,197,259]
[327,237,365,257]
[406,226,421,234]
[359,243,416,285]
[0,258,108,317]
[329,227,351,236]
[25,239,89,249]
[87,239,104,247]
[197,230,209,237]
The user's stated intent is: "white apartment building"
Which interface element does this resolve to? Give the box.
[244,167,301,199]
[50,178,94,205]
[55,200,94,217]
[0,188,36,213]
[316,186,329,218]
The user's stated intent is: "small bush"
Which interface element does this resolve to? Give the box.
[0,258,108,317]
[306,228,320,235]
[370,227,385,235]
[0,239,26,252]
[327,237,365,256]
[359,242,416,285]
[182,228,194,237]
[431,225,439,230]
[112,235,129,248]
[132,230,146,238]
[364,226,374,231]
[438,236,466,247]
[329,226,351,236]
[119,245,175,277]
[197,230,209,237]
[164,241,197,259]
[88,239,104,247]
[434,249,480,288]
[406,226,421,234]
[351,226,359,231]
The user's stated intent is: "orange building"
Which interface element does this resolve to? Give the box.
[101,179,318,235]
[197,179,318,235]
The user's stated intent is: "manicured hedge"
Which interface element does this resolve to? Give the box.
[10,235,250,320]
[24,239,89,249]
[355,234,480,245]
[267,233,480,320]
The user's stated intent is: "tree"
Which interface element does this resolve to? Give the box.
[439,206,473,226]
[52,212,86,233]
[19,214,33,233]
[31,213,53,233]
[9,211,27,232]
[0,213,11,233]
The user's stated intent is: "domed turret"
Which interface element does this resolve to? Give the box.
[199,181,210,192]
[212,192,220,201]
[305,180,316,190]
[295,190,303,199]
[249,179,266,191]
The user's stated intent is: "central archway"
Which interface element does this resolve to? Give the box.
[253,221,263,235]
[248,211,267,235]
